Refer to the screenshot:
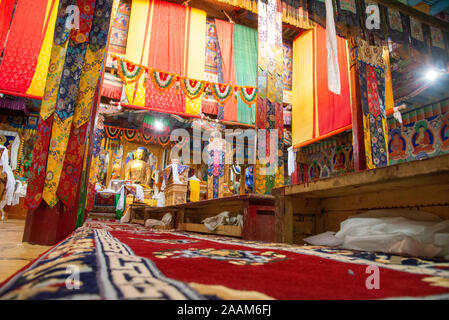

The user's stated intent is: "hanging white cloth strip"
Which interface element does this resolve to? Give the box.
[325,0,341,94]
[287,146,296,176]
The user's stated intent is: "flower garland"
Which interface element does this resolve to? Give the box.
[111,54,257,106]
[210,83,234,104]
[116,58,144,84]
[105,126,121,139]
[239,87,258,107]
[158,135,171,147]
[150,69,177,93]
[123,129,137,141]
[104,125,174,147]
[141,132,156,144]
[180,78,206,100]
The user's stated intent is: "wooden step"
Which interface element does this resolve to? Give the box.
[88,212,116,220]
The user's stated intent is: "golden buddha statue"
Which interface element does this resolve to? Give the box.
[124,147,151,185]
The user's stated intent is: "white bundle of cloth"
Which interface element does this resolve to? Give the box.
[202,211,243,231]
[145,213,173,228]
[304,209,449,259]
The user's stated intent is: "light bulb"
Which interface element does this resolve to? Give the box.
[154,120,164,131]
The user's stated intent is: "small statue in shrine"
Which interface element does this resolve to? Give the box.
[124,147,152,185]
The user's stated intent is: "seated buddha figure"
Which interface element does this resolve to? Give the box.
[124,147,151,185]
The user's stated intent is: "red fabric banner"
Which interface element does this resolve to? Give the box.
[145,0,187,113]
[0,0,15,54]
[215,19,238,122]
[0,0,48,93]
[315,25,352,137]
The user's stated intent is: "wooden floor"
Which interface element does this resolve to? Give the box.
[0,219,50,284]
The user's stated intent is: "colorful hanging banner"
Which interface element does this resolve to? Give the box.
[255,0,284,194]
[357,37,389,170]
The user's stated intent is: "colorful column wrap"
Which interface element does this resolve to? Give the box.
[57,1,111,209]
[42,0,97,207]
[25,0,75,210]
[255,0,284,194]
[0,0,49,93]
[233,24,257,125]
[25,0,114,209]
[356,38,389,169]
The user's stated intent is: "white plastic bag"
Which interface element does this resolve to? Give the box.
[334,216,449,259]
[304,209,449,259]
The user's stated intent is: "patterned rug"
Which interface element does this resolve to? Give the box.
[1,220,448,300]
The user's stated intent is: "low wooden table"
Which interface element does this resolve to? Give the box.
[130,194,276,242]
[272,154,449,245]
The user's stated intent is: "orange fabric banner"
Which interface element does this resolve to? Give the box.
[215,19,238,122]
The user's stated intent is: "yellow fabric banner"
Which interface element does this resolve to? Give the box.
[73,48,107,128]
[42,115,73,207]
[292,29,315,148]
[26,0,60,97]
[189,179,200,202]
[39,42,69,120]
[185,8,206,115]
[124,0,153,106]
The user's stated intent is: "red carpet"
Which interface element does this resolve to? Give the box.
[1,220,448,300]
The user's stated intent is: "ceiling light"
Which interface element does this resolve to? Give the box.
[425,69,439,82]
[154,120,164,131]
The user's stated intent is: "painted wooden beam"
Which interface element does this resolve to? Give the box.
[430,0,449,15]
[408,0,423,7]
[374,0,449,32]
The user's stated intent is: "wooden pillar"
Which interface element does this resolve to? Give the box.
[348,37,366,172]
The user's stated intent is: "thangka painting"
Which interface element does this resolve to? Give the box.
[388,102,449,164]
[108,0,131,55]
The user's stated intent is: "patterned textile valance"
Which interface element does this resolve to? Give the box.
[0,98,29,116]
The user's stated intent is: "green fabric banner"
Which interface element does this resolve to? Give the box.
[233,24,257,125]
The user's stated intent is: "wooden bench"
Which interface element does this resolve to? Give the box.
[129,194,276,241]
[272,154,449,245]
